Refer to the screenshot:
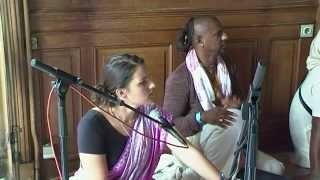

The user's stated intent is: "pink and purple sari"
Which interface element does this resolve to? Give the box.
[72,104,172,180]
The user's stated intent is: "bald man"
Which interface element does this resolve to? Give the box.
[154,17,285,179]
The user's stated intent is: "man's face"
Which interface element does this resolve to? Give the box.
[201,22,227,65]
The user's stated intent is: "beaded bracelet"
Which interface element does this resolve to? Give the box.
[195,111,205,127]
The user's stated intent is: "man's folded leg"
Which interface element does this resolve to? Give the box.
[256,151,285,175]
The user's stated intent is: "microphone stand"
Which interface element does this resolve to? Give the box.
[229,88,263,180]
[229,61,266,180]
[53,79,69,180]
[244,87,260,180]
[31,59,187,180]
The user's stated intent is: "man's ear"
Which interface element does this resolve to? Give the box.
[115,88,127,101]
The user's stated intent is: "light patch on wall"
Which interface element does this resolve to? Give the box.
[0,15,11,179]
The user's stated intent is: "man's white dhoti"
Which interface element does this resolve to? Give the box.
[153,109,285,179]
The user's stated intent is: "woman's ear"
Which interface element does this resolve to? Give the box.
[115,88,127,101]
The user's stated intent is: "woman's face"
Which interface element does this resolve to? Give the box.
[120,65,155,107]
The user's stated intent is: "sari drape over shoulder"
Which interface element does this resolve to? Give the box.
[72,104,172,180]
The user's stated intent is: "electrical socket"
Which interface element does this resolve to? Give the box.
[42,144,54,159]
[300,24,314,38]
[31,36,38,50]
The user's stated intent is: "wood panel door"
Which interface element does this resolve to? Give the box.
[224,40,258,99]
[95,45,173,105]
[259,38,313,151]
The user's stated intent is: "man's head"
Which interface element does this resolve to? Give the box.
[193,17,227,57]
[178,16,227,67]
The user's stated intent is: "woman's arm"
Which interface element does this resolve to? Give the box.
[166,133,221,180]
[79,153,108,180]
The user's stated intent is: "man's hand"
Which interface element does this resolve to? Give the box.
[202,107,236,128]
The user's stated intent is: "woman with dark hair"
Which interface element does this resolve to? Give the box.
[157,16,285,179]
[71,54,222,179]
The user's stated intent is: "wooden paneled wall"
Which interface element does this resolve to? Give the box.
[29,0,317,178]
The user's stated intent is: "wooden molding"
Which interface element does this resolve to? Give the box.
[30,7,316,33]
[28,0,315,11]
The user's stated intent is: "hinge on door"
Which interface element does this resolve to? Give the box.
[31,36,38,50]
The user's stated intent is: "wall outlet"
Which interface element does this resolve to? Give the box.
[300,24,314,38]
[42,144,54,159]
[31,36,38,50]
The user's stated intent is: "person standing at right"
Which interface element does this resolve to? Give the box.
[290,30,320,180]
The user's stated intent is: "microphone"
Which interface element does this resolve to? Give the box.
[31,59,81,85]
[31,59,120,105]
[242,62,267,120]
[149,109,188,147]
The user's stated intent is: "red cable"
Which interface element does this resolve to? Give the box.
[46,87,62,180]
